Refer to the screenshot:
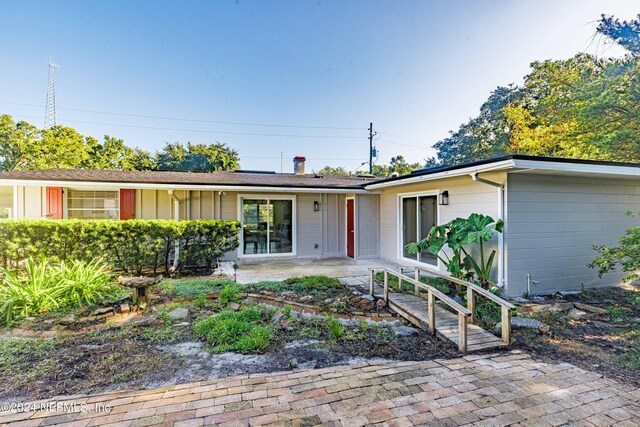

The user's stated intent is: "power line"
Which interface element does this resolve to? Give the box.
[376,137,434,151]
[378,130,431,145]
[9,114,364,139]
[0,101,364,131]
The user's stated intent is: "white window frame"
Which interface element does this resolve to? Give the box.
[237,194,297,258]
[64,187,121,220]
[396,190,442,271]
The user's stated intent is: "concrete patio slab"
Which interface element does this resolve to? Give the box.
[235,257,399,284]
[2,351,638,426]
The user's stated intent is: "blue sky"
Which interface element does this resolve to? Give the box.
[0,0,638,172]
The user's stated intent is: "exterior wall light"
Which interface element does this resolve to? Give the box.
[313,201,320,211]
[439,191,449,206]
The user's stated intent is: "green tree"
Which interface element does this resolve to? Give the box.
[316,166,350,176]
[597,14,640,55]
[431,14,640,165]
[155,142,239,172]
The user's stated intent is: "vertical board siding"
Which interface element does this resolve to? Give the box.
[356,194,380,258]
[296,194,323,257]
[506,173,640,296]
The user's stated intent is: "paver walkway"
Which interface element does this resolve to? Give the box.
[1,351,638,427]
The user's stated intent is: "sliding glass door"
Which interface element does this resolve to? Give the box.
[241,196,294,256]
[401,194,438,266]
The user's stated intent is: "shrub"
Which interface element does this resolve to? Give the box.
[0,219,240,274]
[193,307,272,353]
[219,284,243,306]
[0,256,123,325]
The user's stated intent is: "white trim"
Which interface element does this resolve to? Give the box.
[367,160,515,189]
[345,196,355,258]
[512,159,640,177]
[396,189,441,270]
[237,194,297,259]
[0,179,370,194]
[12,185,18,219]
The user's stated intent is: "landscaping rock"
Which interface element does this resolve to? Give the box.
[350,296,374,312]
[299,295,314,302]
[289,358,298,368]
[271,310,285,324]
[393,326,419,336]
[495,317,548,334]
[227,303,241,311]
[117,275,163,288]
[376,300,387,310]
[574,303,608,315]
[520,302,573,314]
[361,294,375,301]
[59,314,76,325]
[167,308,189,320]
[174,322,190,327]
[91,307,114,316]
[120,304,130,314]
[567,308,589,320]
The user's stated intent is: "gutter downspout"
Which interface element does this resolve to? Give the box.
[168,190,181,272]
[470,173,505,291]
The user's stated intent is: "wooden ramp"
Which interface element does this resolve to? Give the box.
[369,267,516,353]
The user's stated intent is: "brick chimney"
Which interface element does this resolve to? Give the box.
[293,156,306,176]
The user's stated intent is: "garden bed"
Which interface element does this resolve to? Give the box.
[512,285,640,387]
[0,275,460,403]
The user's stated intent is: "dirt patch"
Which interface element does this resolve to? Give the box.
[0,306,461,403]
[512,286,640,387]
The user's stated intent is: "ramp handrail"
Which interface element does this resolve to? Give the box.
[398,265,515,345]
[368,267,471,352]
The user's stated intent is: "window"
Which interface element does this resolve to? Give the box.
[400,194,437,266]
[241,196,294,256]
[67,190,119,220]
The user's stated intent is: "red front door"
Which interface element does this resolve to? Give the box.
[120,189,136,220]
[46,187,63,219]
[347,199,355,258]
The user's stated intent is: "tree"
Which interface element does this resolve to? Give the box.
[597,14,640,55]
[317,155,424,178]
[431,14,640,165]
[155,142,239,172]
[0,115,239,173]
[316,166,350,176]
[432,85,521,166]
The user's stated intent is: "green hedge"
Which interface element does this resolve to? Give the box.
[0,219,240,275]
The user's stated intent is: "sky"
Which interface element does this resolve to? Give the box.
[0,0,638,173]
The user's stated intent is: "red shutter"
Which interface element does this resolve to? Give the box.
[46,187,63,219]
[120,189,136,220]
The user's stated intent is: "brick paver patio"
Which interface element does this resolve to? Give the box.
[1,351,639,427]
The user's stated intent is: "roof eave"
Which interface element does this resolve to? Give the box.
[0,179,371,194]
[365,159,515,189]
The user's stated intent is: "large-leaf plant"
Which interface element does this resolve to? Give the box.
[405,213,504,288]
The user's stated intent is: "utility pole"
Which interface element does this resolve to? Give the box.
[368,122,377,174]
[44,58,59,129]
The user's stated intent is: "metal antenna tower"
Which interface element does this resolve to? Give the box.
[44,58,59,128]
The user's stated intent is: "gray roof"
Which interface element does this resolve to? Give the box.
[0,168,378,189]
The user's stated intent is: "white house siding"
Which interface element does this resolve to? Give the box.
[505,173,640,296]
[323,193,347,258]
[356,194,380,259]
[378,173,504,275]
[13,186,46,219]
[138,189,214,220]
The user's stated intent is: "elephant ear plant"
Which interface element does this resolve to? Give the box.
[405,213,504,289]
